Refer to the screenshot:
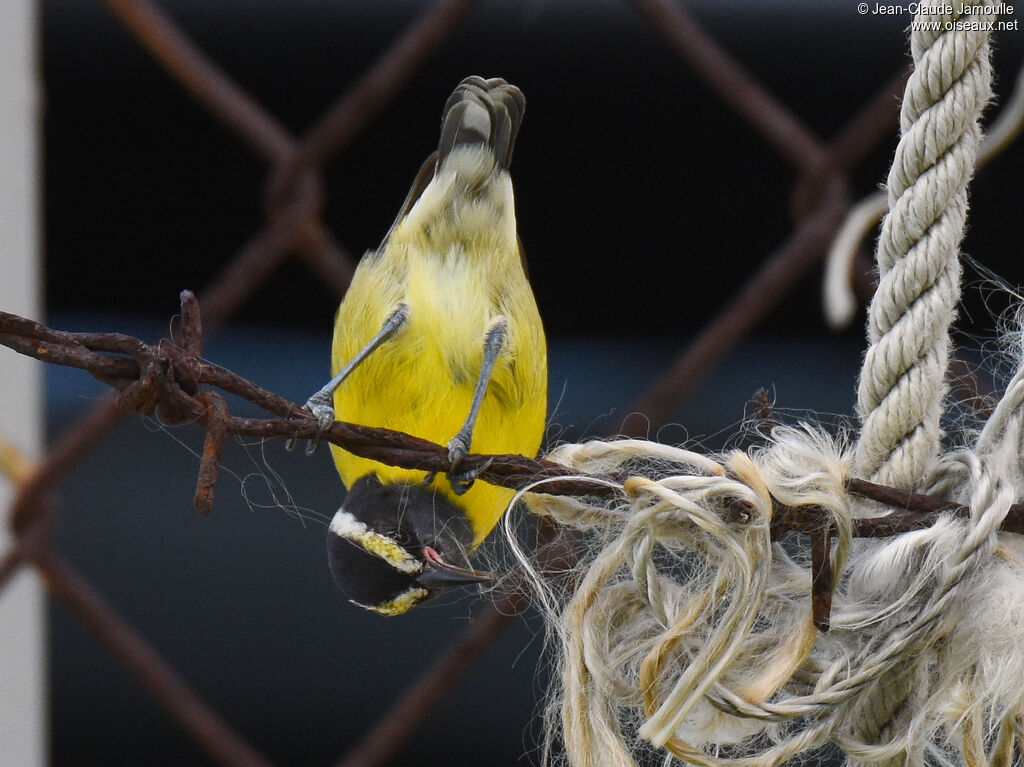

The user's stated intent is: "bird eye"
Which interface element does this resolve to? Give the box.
[389,528,413,547]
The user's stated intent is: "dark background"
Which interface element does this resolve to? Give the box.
[37,1,1024,765]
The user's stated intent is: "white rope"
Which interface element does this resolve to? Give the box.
[823,61,1024,332]
[855,3,994,490]
[850,7,995,765]
[823,192,888,330]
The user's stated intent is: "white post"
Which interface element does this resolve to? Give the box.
[0,1,46,765]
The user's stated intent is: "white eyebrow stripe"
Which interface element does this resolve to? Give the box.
[329,508,421,574]
[329,509,367,538]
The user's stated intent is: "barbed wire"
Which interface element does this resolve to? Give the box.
[4,293,1022,639]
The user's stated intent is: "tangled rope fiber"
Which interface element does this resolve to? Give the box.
[517,5,1024,766]
[517,415,1024,766]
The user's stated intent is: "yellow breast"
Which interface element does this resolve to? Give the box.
[328,220,546,546]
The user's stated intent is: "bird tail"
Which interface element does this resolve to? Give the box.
[438,76,525,171]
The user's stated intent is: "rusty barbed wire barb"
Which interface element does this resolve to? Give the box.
[194,391,229,514]
[177,288,202,354]
[809,526,834,631]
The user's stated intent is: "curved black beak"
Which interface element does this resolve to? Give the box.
[416,547,493,591]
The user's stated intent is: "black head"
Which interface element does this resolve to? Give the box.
[327,474,490,615]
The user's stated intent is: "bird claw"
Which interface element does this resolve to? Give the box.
[445,433,491,495]
[447,432,471,473]
[307,391,337,432]
[449,471,475,495]
[447,457,495,495]
[294,390,336,455]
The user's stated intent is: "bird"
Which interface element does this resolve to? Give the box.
[304,76,547,615]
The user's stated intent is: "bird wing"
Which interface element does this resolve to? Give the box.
[377,150,439,252]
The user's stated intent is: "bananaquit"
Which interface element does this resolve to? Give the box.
[304,77,547,615]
